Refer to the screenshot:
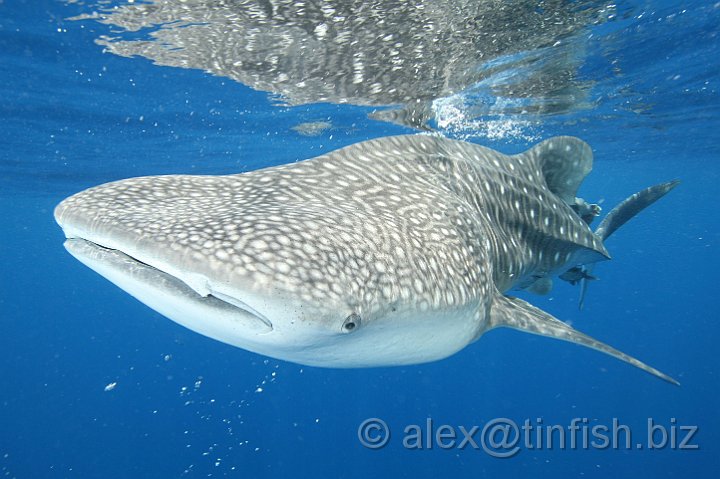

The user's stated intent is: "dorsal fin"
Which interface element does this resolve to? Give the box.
[520,136,593,205]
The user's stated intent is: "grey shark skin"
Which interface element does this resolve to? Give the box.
[55,135,678,384]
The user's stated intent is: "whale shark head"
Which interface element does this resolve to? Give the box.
[55,157,487,367]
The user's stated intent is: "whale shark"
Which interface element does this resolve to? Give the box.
[54,135,678,383]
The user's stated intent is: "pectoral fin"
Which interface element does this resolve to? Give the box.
[489,294,679,385]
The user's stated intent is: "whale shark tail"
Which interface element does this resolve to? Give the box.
[560,180,680,309]
[488,293,679,385]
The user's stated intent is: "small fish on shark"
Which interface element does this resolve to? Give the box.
[54,135,679,384]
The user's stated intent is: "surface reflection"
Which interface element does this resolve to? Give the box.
[71,0,614,129]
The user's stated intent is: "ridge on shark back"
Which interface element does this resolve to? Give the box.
[54,135,679,384]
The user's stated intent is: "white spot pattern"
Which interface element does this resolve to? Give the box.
[56,135,606,322]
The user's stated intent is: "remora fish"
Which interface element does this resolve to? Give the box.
[54,135,678,383]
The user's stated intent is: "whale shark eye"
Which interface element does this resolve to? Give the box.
[341,313,361,333]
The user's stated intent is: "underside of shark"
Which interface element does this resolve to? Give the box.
[55,135,679,384]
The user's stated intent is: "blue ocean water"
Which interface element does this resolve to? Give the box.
[1,0,718,477]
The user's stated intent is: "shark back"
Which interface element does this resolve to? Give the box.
[316,135,609,292]
[423,135,608,292]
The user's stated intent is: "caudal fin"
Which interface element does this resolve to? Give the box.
[595,180,680,241]
[489,294,679,385]
[572,180,680,308]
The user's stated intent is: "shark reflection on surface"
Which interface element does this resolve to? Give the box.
[69,0,612,129]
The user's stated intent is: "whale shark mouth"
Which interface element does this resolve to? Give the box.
[62,236,274,332]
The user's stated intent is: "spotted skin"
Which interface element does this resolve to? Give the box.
[55,135,677,383]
